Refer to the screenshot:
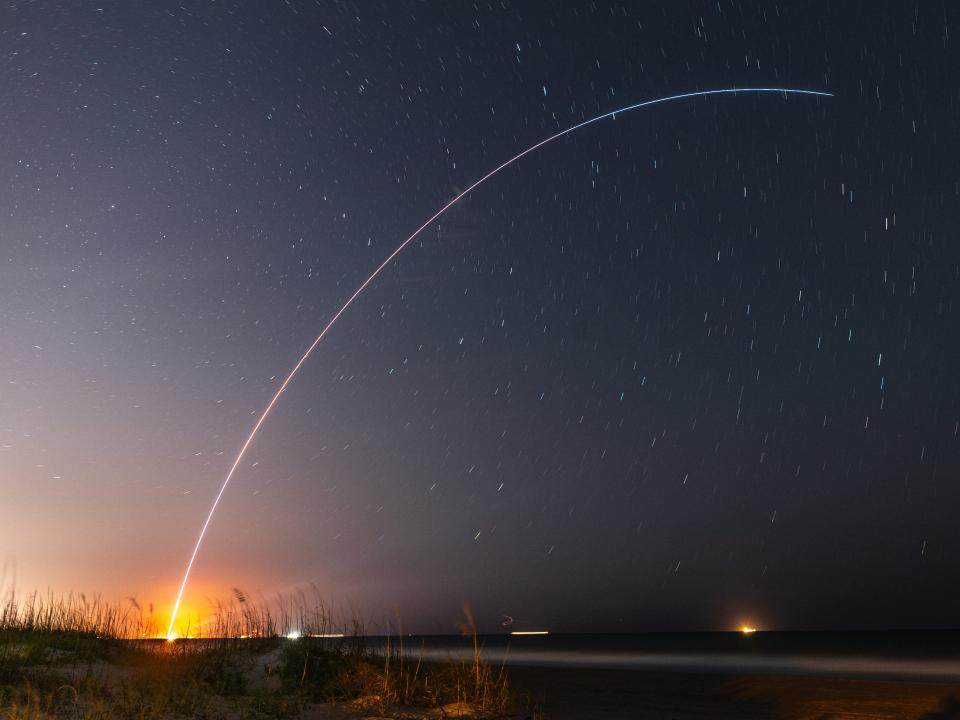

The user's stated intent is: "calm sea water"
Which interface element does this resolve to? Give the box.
[375,631,960,682]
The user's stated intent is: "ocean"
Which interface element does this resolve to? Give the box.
[379,630,960,682]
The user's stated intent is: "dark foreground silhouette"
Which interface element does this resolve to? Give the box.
[508,665,960,720]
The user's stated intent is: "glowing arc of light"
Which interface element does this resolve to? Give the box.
[166,87,833,639]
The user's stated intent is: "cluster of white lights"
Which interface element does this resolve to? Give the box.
[284,631,346,639]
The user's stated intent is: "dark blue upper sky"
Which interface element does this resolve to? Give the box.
[1,1,958,633]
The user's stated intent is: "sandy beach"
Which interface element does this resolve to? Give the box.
[507,665,960,720]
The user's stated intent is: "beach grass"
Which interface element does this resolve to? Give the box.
[0,585,532,719]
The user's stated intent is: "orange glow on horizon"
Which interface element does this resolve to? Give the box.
[740,625,757,634]
[153,604,205,641]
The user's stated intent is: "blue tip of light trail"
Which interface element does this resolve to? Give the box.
[165,86,833,640]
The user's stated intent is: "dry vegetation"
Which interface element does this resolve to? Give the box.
[0,585,537,720]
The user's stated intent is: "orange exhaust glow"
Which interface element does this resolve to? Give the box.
[156,603,203,641]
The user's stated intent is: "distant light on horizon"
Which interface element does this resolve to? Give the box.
[511,630,549,636]
[740,626,757,635]
[286,630,301,640]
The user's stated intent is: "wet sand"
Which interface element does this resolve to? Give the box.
[506,665,960,719]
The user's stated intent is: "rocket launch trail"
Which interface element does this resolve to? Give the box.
[166,87,832,639]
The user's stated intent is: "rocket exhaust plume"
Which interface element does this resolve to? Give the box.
[166,87,832,639]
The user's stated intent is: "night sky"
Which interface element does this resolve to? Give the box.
[2,2,959,634]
